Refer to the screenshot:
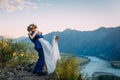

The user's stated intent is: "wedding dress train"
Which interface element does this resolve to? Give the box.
[38,35,61,74]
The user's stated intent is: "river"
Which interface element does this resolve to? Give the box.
[80,56,120,77]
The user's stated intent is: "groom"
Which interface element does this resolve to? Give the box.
[27,24,46,76]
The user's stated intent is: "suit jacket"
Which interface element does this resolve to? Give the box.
[29,32,43,50]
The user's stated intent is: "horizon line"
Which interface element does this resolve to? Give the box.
[0,25,120,39]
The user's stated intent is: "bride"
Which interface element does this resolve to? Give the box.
[28,24,61,74]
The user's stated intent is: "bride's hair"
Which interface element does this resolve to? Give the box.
[27,23,37,31]
[27,26,31,31]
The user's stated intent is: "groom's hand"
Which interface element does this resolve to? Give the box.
[28,31,32,35]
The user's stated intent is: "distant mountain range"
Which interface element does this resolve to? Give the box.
[1,26,120,60]
[44,26,120,61]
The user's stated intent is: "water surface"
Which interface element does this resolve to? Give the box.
[81,56,120,77]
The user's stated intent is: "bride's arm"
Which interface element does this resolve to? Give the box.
[28,31,38,39]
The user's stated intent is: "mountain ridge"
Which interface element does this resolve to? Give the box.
[42,26,120,60]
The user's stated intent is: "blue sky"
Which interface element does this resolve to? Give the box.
[0,0,120,38]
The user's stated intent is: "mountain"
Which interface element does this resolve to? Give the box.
[17,26,120,60]
[0,36,10,40]
[14,36,26,42]
[0,36,4,40]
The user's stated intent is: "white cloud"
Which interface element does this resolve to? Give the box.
[40,3,52,7]
[36,0,52,7]
[0,0,38,12]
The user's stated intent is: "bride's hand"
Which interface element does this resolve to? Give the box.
[55,36,59,41]
[37,31,42,34]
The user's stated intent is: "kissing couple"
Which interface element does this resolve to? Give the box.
[27,24,61,76]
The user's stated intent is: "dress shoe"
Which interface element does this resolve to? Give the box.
[32,71,38,74]
[38,72,47,76]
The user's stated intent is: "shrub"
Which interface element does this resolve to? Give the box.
[0,39,14,67]
[0,39,31,68]
[55,56,82,80]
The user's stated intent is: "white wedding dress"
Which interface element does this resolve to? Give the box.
[38,35,61,74]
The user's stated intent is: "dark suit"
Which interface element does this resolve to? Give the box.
[29,33,45,73]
